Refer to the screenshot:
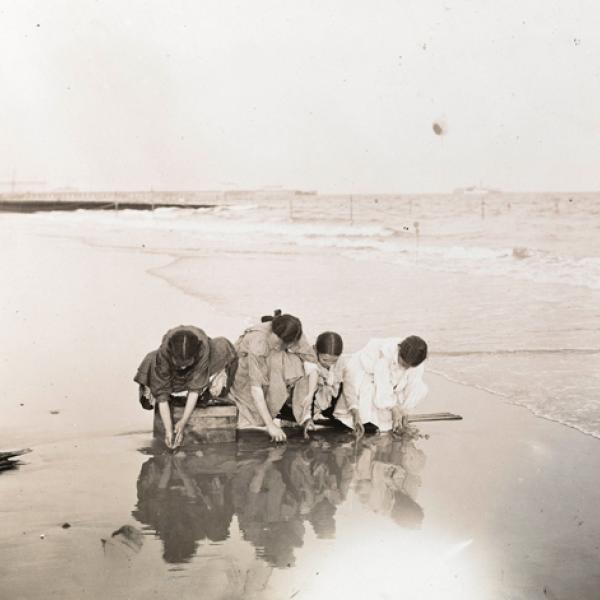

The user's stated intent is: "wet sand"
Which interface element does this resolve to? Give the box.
[1,215,600,599]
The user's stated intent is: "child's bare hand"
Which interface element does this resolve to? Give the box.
[303,418,316,439]
[173,421,186,448]
[353,420,365,439]
[391,406,406,433]
[164,430,174,449]
[268,424,287,443]
[350,409,365,438]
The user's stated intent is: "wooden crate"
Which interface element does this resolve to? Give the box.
[153,402,238,444]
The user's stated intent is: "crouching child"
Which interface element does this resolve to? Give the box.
[134,325,238,448]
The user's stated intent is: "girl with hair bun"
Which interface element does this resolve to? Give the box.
[229,311,319,442]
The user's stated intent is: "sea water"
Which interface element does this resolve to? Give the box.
[26,192,600,438]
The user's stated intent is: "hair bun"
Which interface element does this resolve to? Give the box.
[261,309,282,323]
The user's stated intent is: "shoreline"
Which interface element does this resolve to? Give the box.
[5,210,599,443]
[427,368,600,441]
[2,214,600,599]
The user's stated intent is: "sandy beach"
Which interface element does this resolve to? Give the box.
[1,213,600,600]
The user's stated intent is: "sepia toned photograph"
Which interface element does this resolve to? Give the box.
[1,2,599,599]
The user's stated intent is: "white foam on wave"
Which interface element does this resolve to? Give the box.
[31,207,600,290]
[340,243,600,291]
[31,206,395,239]
[429,368,600,439]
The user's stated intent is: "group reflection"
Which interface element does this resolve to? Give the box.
[133,432,426,566]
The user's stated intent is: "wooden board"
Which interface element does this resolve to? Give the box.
[153,403,238,444]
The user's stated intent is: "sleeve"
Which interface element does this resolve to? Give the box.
[304,361,319,376]
[133,351,157,386]
[288,334,317,364]
[185,343,212,394]
[246,332,270,388]
[372,355,397,409]
[340,359,359,410]
[396,364,428,411]
[151,350,174,398]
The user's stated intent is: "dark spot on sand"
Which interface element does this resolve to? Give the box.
[62,522,71,529]
[49,410,60,415]
[512,247,530,259]
[432,122,443,135]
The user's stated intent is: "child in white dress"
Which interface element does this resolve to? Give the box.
[335,336,428,433]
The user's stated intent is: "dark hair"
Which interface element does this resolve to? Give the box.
[398,335,428,367]
[390,492,424,529]
[261,309,282,323]
[168,330,201,363]
[315,331,343,356]
[271,313,303,345]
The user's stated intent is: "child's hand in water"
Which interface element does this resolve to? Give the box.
[391,405,405,433]
[267,423,287,443]
[353,420,365,439]
[350,408,365,439]
[173,421,186,448]
[164,429,174,449]
[303,418,316,439]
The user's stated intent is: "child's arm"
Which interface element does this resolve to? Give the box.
[173,391,200,447]
[392,364,428,431]
[340,362,365,438]
[157,396,174,448]
[373,356,396,409]
[251,385,287,442]
[301,366,319,438]
[395,365,428,409]
[391,404,406,433]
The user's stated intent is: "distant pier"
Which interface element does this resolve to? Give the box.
[0,189,318,214]
[0,190,222,213]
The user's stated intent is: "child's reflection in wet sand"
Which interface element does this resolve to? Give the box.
[133,431,426,567]
[354,434,426,528]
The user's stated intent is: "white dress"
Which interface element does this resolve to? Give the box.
[335,338,428,432]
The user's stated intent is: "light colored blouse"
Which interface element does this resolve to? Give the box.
[354,338,426,411]
[304,356,352,414]
[230,322,317,427]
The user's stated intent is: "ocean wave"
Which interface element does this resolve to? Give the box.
[32,207,395,239]
[429,368,600,440]
[432,348,600,356]
[30,205,600,291]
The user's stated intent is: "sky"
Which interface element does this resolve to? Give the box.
[1,0,600,193]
